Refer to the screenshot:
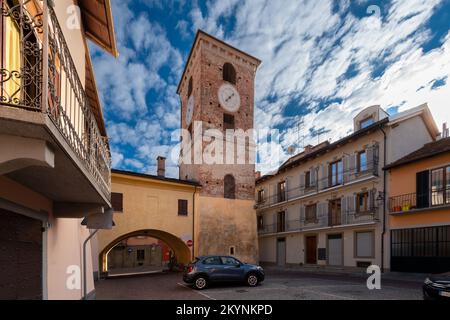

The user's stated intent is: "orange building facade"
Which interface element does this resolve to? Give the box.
[386,138,450,273]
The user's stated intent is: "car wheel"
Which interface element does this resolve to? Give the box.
[246,273,259,287]
[194,276,208,290]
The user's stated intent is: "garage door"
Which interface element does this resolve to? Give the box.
[391,226,450,274]
[328,234,343,266]
[0,209,42,299]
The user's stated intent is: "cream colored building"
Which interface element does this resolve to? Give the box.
[0,0,117,299]
[256,105,439,271]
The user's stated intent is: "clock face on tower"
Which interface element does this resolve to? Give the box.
[186,95,194,126]
[218,83,240,113]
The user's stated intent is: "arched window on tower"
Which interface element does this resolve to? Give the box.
[223,63,236,85]
[224,174,236,199]
[187,77,193,97]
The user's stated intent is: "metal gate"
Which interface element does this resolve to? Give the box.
[391,226,450,273]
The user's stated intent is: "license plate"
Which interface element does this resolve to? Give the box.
[439,291,450,297]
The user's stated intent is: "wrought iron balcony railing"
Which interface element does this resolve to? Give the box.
[258,209,379,235]
[255,156,379,210]
[0,0,111,199]
[389,188,450,213]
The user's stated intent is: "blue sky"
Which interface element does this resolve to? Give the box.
[90,0,450,177]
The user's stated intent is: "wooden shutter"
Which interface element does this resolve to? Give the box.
[343,156,350,182]
[299,173,305,193]
[341,197,348,225]
[311,168,317,187]
[349,155,357,181]
[367,146,374,174]
[111,192,123,212]
[416,170,430,209]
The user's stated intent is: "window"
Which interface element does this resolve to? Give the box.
[229,247,235,256]
[257,189,265,203]
[360,117,375,129]
[277,211,286,233]
[136,249,145,261]
[357,192,369,213]
[277,181,286,202]
[257,216,264,230]
[223,113,235,130]
[355,231,374,258]
[224,174,235,199]
[178,199,188,216]
[329,160,343,187]
[223,63,236,84]
[203,256,221,265]
[447,167,450,204]
[305,204,317,223]
[357,151,367,173]
[221,256,239,265]
[305,171,311,189]
[111,193,123,212]
[187,77,193,97]
[431,168,444,206]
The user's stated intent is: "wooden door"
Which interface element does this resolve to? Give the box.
[305,236,317,264]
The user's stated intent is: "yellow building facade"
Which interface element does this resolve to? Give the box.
[96,170,200,276]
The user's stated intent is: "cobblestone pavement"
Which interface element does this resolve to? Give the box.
[95,269,423,300]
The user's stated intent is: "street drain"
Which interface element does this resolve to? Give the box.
[236,289,248,293]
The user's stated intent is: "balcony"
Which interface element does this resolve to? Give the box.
[0,1,111,209]
[389,189,450,214]
[255,155,378,210]
[258,209,379,235]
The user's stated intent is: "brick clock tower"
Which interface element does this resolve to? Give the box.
[177,30,261,263]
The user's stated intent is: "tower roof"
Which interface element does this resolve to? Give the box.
[177,30,262,94]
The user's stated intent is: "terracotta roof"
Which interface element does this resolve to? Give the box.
[111,169,202,187]
[384,137,450,170]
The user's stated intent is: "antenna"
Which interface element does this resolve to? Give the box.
[291,116,305,152]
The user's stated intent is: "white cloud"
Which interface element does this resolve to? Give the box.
[187,0,450,174]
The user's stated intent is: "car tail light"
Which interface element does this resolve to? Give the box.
[187,265,194,273]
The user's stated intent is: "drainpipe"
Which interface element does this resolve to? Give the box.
[83,229,98,300]
[379,127,387,273]
[192,186,197,260]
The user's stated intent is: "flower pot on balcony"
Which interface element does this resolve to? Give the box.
[401,203,411,212]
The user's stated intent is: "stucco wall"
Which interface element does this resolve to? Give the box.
[386,116,434,164]
[196,196,258,263]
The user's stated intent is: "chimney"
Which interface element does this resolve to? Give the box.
[443,123,449,138]
[304,145,313,154]
[157,156,166,177]
[255,171,261,180]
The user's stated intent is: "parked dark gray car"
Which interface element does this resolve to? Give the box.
[183,256,265,290]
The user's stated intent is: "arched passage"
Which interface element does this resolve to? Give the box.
[99,229,191,275]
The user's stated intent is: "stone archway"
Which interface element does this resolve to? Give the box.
[99,229,191,275]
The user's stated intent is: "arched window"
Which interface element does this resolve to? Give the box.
[187,77,193,97]
[224,174,236,199]
[223,63,236,84]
